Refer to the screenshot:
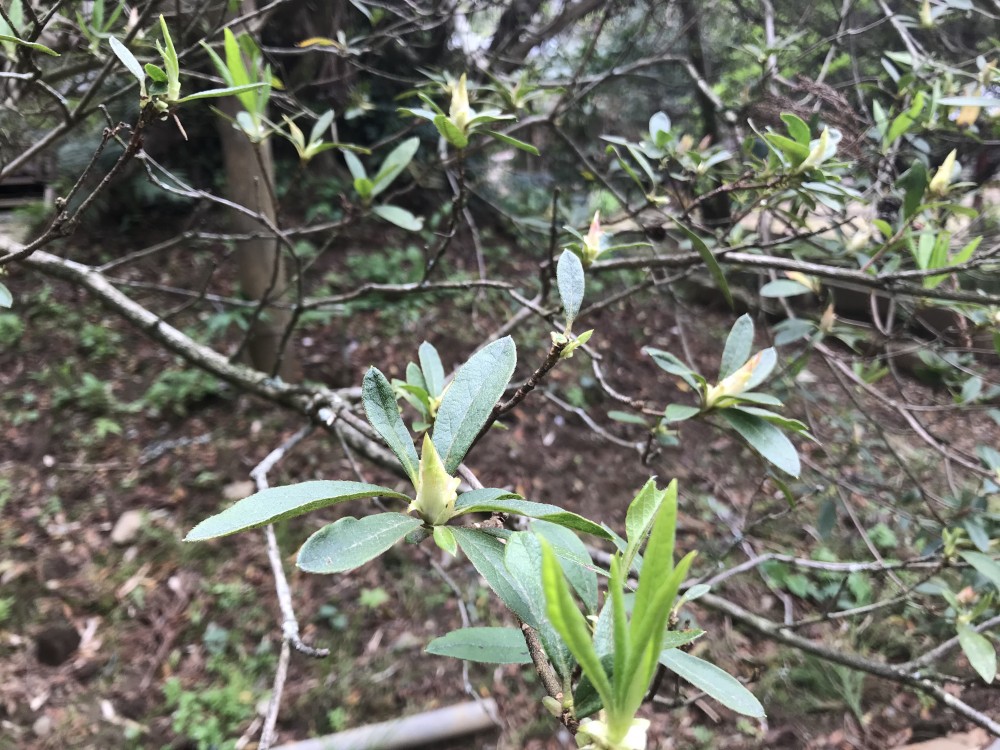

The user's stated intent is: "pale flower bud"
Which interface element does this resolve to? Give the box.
[410,434,460,526]
[575,716,649,750]
[704,351,762,408]
[449,73,471,133]
[928,149,959,196]
[582,211,604,265]
[797,127,831,173]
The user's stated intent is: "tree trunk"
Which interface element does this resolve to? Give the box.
[213,14,299,381]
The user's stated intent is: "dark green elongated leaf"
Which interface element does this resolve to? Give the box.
[418,342,445,398]
[426,627,531,664]
[957,624,996,683]
[452,527,533,624]
[0,282,11,308]
[372,204,423,231]
[959,551,1000,594]
[541,539,614,709]
[573,653,615,718]
[557,250,585,329]
[486,130,540,155]
[608,410,649,426]
[363,367,419,484]
[645,347,700,391]
[720,314,754,380]
[185,481,411,540]
[177,83,268,103]
[454,493,612,541]
[431,337,516,473]
[660,649,765,717]
[109,37,144,84]
[729,392,782,406]
[434,114,469,148]
[505,533,573,678]
[764,133,810,165]
[297,513,420,573]
[760,279,812,298]
[898,161,927,220]
[372,137,419,197]
[720,409,800,477]
[663,403,701,423]
[0,34,58,56]
[661,629,704,650]
[672,219,733,309]
[532,520,600,614]
[731,406,810,434]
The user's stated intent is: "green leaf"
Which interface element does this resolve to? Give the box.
[433,525,457,556]
[541,539,614,710]
[452,527,533,624]
[661,629,704,649]
[743,347,776,392]
[720,409,800,477]
[486,130,540,155]
[431,337,516,473]
[886,92,925,146]
[624,479,666,568]
[959,551,1000,594]
[177,83,268,103]
[426,627,532,664]
[109,37,145,87]
[957,624,996,683]
[353,177,374,200]
[433,114,469,148]
[764,133,810,165]
[343,149,367,181]
[363,367,420,484]
[184,481,411,540]
[0,282,11,308]
[532,520,600,613]
[720,314,754,380]
[454,490,612,540]
[897,161,927,221]
[731,407,809,434]
[297,513,421,573]
[660,649,765,717]
[144,63,167,82]
[0,34,58,56]
[418,342,445,398]
[557,250,585,329]
[632,480,678,637]
[760,279,812,298]
[505,533,573,678]
[608,410,649,426]
[157,15,180,101]
[645,348,700,391]
[663,404,701,423]
[780,113,810,145]
[372,204,423,231]
[938,95,1000,107]
[223,27,250,88]
[372,136,419,197]
[673,218,732,309]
